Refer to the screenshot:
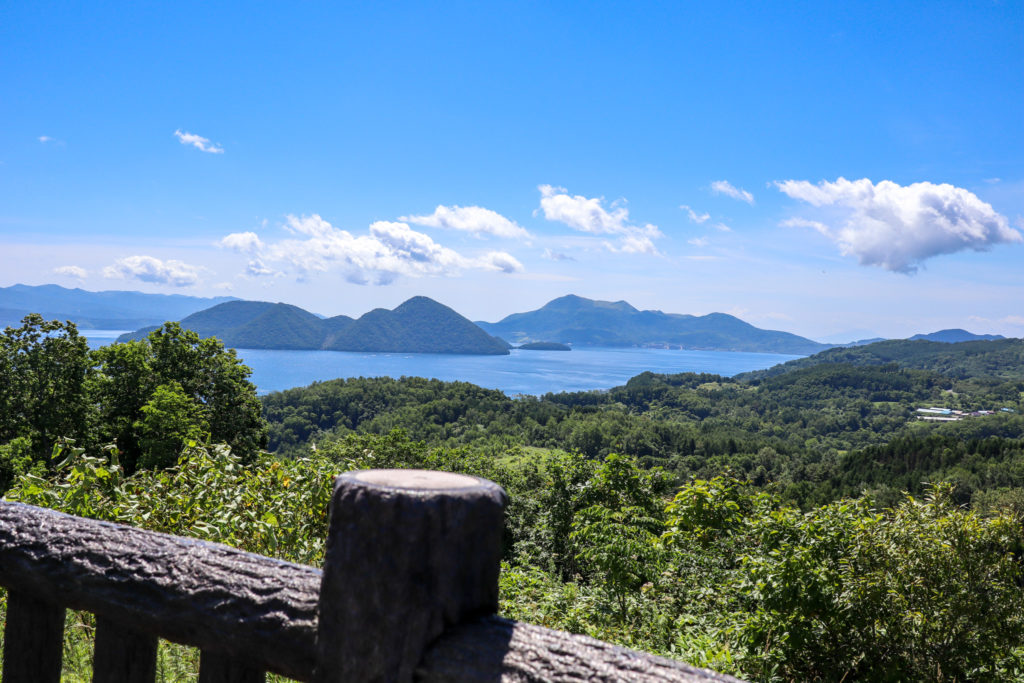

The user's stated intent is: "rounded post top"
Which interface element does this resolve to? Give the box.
[341,469,491,492]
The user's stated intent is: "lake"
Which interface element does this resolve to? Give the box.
[82,330,801,396]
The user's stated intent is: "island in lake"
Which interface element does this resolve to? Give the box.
[517,341,571,351]
[118,296,512,355]
[477,294,832,355]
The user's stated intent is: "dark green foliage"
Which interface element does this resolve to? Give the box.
[517,341,572,350]
[9,437,1024,681]
[741,337,1024,382]
[0,317,266,482]
[0,315,92,463]
[135,382,210,469]
[324,296,510,354]
[8,314,1024,679]
[94,322,267,471]
[117,301,329,349]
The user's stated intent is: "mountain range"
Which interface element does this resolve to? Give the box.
[476,295,831,354]
[0,284,236,329]
[7,284,1010,355]
[117,297,512,355]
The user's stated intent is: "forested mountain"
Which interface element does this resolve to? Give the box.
[118,296,510,354]
[5,314,1024,680]
[324,296,510,354]
[261,348,1024,509]
[0,283,236,329]
[476,294,831,354]
[738,336,1024,381]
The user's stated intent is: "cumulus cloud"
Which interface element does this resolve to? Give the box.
[542,248,575,262]
[681,205,710,224]
[174,129,224,154]
[711,180,754,204]
[477,251,524,273]
[38,135,54,144]
[400,205,530,239]
[54,265,87,279]
[103,255,200,287]
[776,177,1021,273]
[713,223,732,232]
[605,235,659,255]
[219,231,264,253]
[538,185,662,254]
[246,259,275,277]
[256,214,522,285]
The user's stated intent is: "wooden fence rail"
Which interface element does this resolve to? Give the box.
[0,469,741,682]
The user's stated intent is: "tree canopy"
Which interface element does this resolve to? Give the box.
[0,317,266,487]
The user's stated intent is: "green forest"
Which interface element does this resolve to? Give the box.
[2,315,1024,681]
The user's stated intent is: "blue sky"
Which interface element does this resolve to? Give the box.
[2,2,1022,341]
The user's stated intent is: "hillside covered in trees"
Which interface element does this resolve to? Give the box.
[476,294,831,354]
[118,296,512,354]
[263,338,1024,509]
[3,318,1024,680]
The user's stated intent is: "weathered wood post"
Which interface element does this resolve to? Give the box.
[314,469,507,683]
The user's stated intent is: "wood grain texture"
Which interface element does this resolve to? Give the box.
[314,469,509,683]
[92,616,158,683]
[0,501,320,681]
[417,616,746,683]
[0,497,742,683]
[1,591,65,683]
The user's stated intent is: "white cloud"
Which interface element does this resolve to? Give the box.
[219,231,264,253]
[103,255,200,287]
[605,235,659,255]
[1003,315,1024,326]
[780,217,831,236]
[776,177,1022,273]
[711,180,754,204]
[541,248,575,262]
[38,136,54,144]
[246,259,275,277]
[681,205,710,224]
[264,214,522,285]
[713,223,732,232]
[688,237,709,247]
[400,205,530,239]
[283,213,335,238]
[174,129,224,154]
[54,265,87,279]
[476,251,524,272]
[538,184,662,254]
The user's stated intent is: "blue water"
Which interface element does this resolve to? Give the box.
[82,330,799,396]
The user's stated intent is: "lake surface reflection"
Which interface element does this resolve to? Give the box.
[82,330,800,396]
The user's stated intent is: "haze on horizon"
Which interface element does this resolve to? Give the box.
[2,2,1021,342]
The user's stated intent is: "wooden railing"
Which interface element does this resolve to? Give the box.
[0,469,741,682]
